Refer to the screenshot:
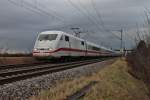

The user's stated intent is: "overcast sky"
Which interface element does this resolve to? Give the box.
[0,0,150,53]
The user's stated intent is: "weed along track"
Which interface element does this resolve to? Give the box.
[0,58,109,85]
[67,81,98,100]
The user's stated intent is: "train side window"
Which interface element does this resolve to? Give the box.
[81,41,84,45]
[60,36,63,40]
[65,36,69,42]
[92,46,100,51]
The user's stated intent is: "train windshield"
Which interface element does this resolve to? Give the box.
[38,34,58,41]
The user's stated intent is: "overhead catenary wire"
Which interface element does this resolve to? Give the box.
[8,0,89,36]
[7,0,75,28]
[90,0,105,30]
[83,30,112,48]
[7,0,46,16]
[21,1,66,23]
[67,0,112,45]
[11,0,53,17]
[8,0,122,48]
[77,0,121,46]
[89,0,106,30]
[67,0,120,47]
[9,0,114,36]
[33,0,72,24]
[67,0,104,33]
[77,0,104,31]
[90,0,121,39]
[7,0,70,31]
[25,0,85,30]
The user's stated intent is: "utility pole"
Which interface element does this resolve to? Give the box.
[111,29,124,53]
[120,29,123,52]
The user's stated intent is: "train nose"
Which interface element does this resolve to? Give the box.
[32,48,54,57]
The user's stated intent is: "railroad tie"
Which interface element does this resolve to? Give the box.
[67,81,98,100]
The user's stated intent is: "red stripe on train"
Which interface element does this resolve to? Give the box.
[33,48,102,54]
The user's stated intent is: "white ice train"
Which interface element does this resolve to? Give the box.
[32,31,117,59]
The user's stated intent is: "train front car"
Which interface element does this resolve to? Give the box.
[32,30,118,59]
[32,31,62,58]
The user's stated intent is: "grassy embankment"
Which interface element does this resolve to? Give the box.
[30,58,149,100]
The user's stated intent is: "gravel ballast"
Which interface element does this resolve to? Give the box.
[0,59,115,100]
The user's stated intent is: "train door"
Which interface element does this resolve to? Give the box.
[57,35,70,56]
[81,41,86,56]
[85,41,88,56]
[65,35,71,56]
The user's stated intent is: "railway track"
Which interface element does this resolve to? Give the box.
[0,61,51,71]
[0,58,109,85]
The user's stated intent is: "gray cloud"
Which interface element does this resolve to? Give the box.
[0,0,150,52]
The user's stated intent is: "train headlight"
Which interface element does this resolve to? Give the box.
[34,48,37,51]
[49,48,53,50]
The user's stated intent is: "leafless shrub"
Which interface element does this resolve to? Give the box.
[126,10,150,94]
[127,41,148,78]
[126,13,150,95]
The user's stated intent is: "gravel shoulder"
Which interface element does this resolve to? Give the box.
[0,59,115,100]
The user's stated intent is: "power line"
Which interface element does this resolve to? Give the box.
[90,0,105,29]
[24,0,80,29]
[8,0,46,16]
[67,0,116,48]
[8,0,72,25]
[67,0,103,33]
[77,0,103,31]
[9,0,81,31]
[90,0,121,39]
[22,1,65,22]
[67,0,113,45]
[36,1,72,23]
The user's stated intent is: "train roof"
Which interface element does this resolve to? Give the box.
[40,31,101,47]
[86,41,100,47]
[39,31,115,52]
[39,31,64,35]
[39,30,85,41]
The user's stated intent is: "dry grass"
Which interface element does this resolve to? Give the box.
[83,58,149,100]
[30,75,99,100]
[30,58,149,100]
